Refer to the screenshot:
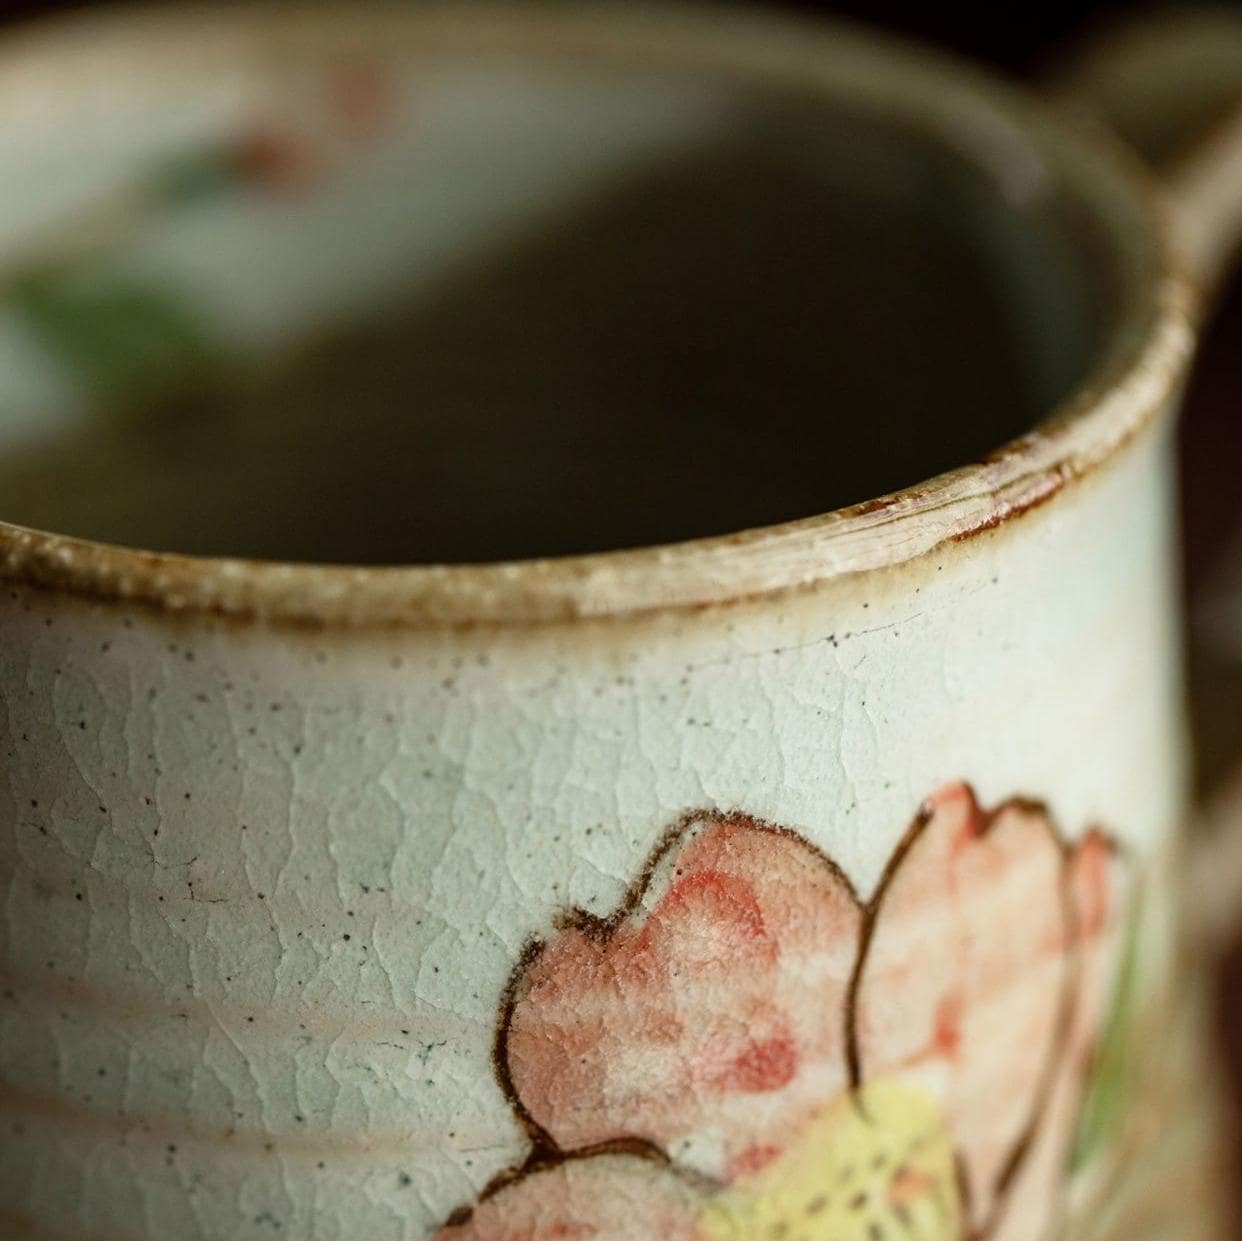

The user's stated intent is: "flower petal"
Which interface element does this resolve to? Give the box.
[1064,830,1132,1093]
[988,832,1130,1241]
[504,813,863,1178]
[853,783,1074,1232]
[433,1153,704,1241]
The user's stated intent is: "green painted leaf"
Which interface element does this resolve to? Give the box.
[1070,886,1143,1173]
[8,268,220,407]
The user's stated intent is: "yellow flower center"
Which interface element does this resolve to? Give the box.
[698,1080,960,1241]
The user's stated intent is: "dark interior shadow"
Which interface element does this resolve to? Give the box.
[0,100,1097,564]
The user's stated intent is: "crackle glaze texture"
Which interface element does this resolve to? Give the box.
[0,413,1185,1239]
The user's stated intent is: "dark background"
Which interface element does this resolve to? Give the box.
[2,0,1240,1228]
[0,0,1139,71]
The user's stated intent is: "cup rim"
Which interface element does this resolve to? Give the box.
[0,1,1198,629]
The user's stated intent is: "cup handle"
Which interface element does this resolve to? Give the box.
[1054,7,1242,295]
[1058,11,1242,947]
[1054,25,1242,1225]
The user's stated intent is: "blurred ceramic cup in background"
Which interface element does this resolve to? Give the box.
[0,5,1240,1240]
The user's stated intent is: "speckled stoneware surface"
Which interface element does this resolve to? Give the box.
[0,5,1238,1241]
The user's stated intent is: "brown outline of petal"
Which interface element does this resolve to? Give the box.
[437,788,1124,1238]
[438,1137,713,1234]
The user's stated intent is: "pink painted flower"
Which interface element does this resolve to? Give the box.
[230,60,398,197]
[437,784,1128,1241]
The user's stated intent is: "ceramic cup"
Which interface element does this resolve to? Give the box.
[2,5,1241,1240]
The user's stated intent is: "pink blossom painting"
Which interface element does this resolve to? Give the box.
[437,783,1129,1241]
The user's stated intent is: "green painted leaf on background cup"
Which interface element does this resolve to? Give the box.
[7,268,221,410]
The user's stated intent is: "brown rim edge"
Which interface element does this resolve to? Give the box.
[0,1,1201,630]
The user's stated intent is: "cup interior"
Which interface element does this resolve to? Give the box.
[0,10,1131,565]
